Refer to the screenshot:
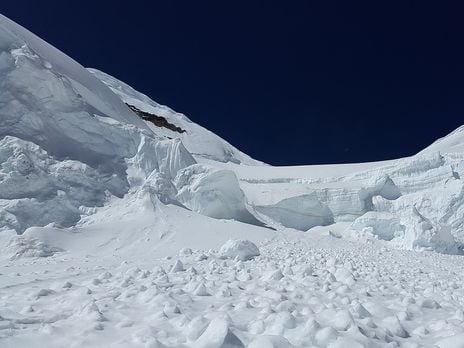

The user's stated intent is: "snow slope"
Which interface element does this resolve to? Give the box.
[88,68,264,166]
[419,125,464,155]
[2,12,464,347]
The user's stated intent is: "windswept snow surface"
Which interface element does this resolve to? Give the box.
[2,13,464,348]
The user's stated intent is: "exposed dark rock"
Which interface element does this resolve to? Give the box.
[126,103,186,134]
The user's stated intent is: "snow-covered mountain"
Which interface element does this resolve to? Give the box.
[88,65,464,255]
[87,68,264,166]
[2,13,464,348]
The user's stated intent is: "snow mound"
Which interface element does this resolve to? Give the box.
[193,318,244,348]
[349,211,404,241]
[174,164,261,224]
[5,235,63,259]
[219,239,260,261]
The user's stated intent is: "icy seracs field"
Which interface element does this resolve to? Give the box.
[1,13,464,348]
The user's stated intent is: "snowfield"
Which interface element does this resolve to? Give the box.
[1,13,464,347]
[3,229,464,347]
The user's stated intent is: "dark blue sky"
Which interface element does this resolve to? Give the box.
[2,2,464,165]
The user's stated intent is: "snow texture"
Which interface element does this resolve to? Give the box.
[2,12,464,348]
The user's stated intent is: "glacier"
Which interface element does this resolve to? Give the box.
[1,10,464,253]
[1,12,464,347]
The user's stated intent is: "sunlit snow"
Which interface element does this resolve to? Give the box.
[1,12,464,348]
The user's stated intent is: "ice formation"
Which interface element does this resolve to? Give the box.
[174,164,260,224]
[1,9,463,252]
[1,12,464,347]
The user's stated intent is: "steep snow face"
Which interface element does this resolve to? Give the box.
[0,14,148,173]
[88,68,265,166]
[0,15,200,233]
[0,14,147,130]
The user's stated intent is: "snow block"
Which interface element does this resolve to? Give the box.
[174,164,261,225]
[193,318,244,348]
[350,212,404,241]
[219,239,260,261]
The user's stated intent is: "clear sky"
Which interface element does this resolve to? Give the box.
[2,2,464,165]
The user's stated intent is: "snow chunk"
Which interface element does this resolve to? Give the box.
[193,318,244,348]
[193,283,211,296]
[329,310,355,331]
[131,136,195,179]
[219,239,260,261]
[174,164,261,225]
[248,335,295,348]
[170,259,185,273]
[262,269,284,281]
[382,316,409,338]
[403,206,459,254]
[350,212,404,241]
